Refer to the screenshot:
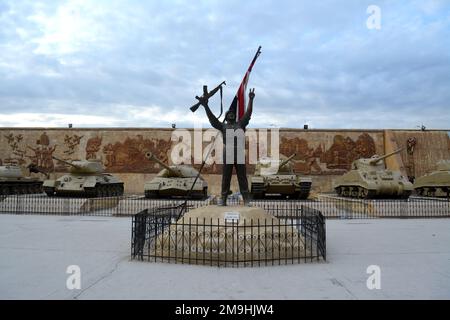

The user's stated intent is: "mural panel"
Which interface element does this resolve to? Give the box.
[280,132,378,174]
[0,128,393,176]
[101,135,172,173]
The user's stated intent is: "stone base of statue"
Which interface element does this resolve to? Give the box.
[146,204,323,266]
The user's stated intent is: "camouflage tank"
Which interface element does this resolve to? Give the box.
[333,148,413,199]
[144,152,208,199]
[43,157,124,197]
[0,164,45,195]
[413,160,450,197]
[250,153,312,199]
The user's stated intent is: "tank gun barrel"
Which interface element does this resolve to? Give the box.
[145,152,181,176]
[279,153,297,169]
[369,147,405,165]
[52,156,80,169]
[27,163,50,178]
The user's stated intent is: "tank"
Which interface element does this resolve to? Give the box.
[43,157,124,197]
[333,148,413,199]
[0,164,45,195]
[413,160,450,197]
[250,153,312,199]
[144,152,208,199]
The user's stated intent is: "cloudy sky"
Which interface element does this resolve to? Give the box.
[0,0,449,129]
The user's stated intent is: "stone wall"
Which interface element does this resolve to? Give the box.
[0,127,448,195]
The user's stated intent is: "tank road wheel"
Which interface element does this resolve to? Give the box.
[359,188,369,199]
[118,184,124,196]
[99,185,107,197]
[11,186,20,195]
[0,185,9,196]
[335,187,342,196]
[110,185,118,197]
[426,188,436,197]
[103,185,110,197]
[13,186,22,195]
[29,185,38,194]
[108,186,115,197]
[145,190,158,199]
[350,187,359,198]
[32,184,41,194]
[115,185,122,197]
[104,185,112,197]
[415,188,424,196]
[101,185,108,197]
[23,185,32,195]
[342,187,350,197]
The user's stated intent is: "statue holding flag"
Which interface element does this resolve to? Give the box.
[194,47,261,206]
[202,88,255,206]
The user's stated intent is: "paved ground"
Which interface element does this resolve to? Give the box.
[0,214,449,299]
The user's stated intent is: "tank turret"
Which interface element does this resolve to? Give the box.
[250,153,312,200]
[43,157,123,197]
[351,148,405,171]
[52,156,104,174]
[143,151,208,199]
[334,147,413,199]
[145,152,182,177]
[254,153,297,176]
[278,153,297,171]
[413,160,450,197]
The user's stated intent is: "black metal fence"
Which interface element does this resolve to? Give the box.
[250,196,450,219]
[0,193,449,218]
[131,203,326,266]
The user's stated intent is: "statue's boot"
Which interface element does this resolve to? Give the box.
[220,193,228,206]
[242,191,252,206]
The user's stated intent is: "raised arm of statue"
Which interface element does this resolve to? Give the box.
[239,88,255,128]
[203,102,223,131]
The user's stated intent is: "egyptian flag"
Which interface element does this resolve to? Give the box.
[228,46,262,120]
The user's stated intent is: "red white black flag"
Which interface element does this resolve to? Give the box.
[228,46,261,120]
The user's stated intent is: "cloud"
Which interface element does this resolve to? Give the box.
[0,0,449,129]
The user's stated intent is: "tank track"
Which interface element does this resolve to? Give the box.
[46,183,124,198]
[335,186,411,199]
[0,182,43,196]
[415,186,450,198]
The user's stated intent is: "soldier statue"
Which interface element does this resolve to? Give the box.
[200,88,255,206]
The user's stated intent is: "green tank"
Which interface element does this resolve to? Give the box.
[43,157,124,197]
[333,148,413,199]
[0,164,44,195]
[144,152,208,199]
[413,160,450,197]
[250,153,312,199]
